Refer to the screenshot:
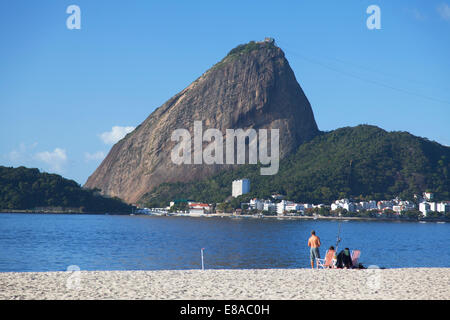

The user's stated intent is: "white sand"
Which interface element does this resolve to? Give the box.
[0,268,448,300]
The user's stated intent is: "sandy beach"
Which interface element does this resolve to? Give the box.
[0,268,449,300]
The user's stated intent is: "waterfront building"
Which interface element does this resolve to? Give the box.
[276,200,301,215]
[331,199,356,212]
[249,198,264,211]
[437,202,450,213]
[189,203,211,215]
[263,202,277,213]
[377,200,394,210]
[419,202,431,216]
[429,202,438,212]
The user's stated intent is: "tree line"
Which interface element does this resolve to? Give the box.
[142,125,450,207]
[0,166,132,213]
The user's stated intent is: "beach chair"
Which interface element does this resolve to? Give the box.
[351,250,361,268]
[317,250,336,269]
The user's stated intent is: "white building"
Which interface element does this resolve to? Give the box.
[276,201,286,215]
[232,179,250,198]
[377,200,394,210]
[358,201,377,211]
[263,202,277,213]
[276,200,302,215]
[331,203,340,211]
[285,203,301,212]
[189,208,205,215]
[343,202,355,212]
[437,202,450,213]
[331,199,356,212]
[392,205,402,214]
[249,198,264,211]
[393,201,416,213]
[189,203,211,213]
[419,201,450,216]
[429,202,438,212]
[419,202,431,216]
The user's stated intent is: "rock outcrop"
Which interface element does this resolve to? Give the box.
[84,40,319,203]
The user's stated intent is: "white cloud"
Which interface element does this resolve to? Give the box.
[99,126,135,144]
[35,148,67,173]
[7,142,38,162]
[84,151,106,162]
[437,3,450,20]
[8,149,22,162]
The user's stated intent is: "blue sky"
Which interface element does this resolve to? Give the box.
[1,0,449,185]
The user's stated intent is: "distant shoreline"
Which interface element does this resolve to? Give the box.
[1,210,448,222]
[164,212,450,223]
[0,209,128,215]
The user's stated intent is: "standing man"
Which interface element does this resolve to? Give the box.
[308,230,321,269]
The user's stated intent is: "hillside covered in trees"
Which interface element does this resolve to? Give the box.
[0,166,133,213]
[142,125,450,207]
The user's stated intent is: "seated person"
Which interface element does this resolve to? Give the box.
[335,248,353,269]
[324,246,336,268]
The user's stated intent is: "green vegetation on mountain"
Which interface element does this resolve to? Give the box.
[227,40,275,57]
[142,125,450,207]
[0,166,132,213]
[211,40,277,70]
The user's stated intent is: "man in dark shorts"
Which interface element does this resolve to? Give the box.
[308,230,321,268]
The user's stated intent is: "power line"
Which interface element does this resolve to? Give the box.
[286,46,450,91]
[279,43,450,105]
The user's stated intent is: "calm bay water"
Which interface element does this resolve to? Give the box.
[0,213,449,272]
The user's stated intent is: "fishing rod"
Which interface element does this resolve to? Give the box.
[335,218,342,253]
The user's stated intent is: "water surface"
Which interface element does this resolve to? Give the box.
[0,213,449,272]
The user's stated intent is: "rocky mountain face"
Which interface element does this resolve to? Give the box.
[84,40,319,203]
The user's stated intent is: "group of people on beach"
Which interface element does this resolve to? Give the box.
[307,230,354,269]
